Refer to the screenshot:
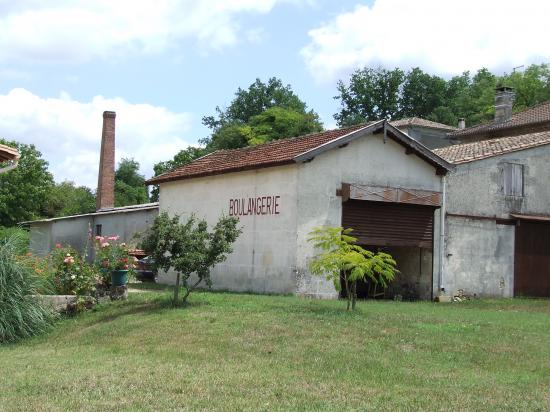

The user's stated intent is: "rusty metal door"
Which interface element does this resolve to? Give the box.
[514,221,550,297]
[341,200,435,248]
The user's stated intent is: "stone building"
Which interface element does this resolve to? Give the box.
[147,121,452,299]
[433,89,550,297]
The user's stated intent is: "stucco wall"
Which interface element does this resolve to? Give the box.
[158,165,299,294]
[28,208,158,258]
[443,144,550,297]
[295,132,443,298]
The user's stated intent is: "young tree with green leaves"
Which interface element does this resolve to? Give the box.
[141,212,241,306]
[308,227,398,311]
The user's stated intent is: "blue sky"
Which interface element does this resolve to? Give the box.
[0,0,548,188]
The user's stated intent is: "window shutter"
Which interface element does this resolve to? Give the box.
[503,163,523,197]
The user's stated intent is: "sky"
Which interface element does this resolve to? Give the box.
[0,0,549,188]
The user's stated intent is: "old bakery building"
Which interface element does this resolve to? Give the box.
[147,121,452,299]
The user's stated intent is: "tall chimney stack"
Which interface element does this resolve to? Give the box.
[96,111,116,211]
[494,86,515,123]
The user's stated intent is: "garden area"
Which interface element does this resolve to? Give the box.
[1,287,549,411]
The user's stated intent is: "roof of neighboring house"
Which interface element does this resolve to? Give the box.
[449,101,550,138]
[390,117,457,131]
[433,130,550,164]
[0,143,20,162]
[146,120,452,185]
[21,202,159,225]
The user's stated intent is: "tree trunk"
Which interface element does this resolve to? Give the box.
[343,272,351,311]
[173,272,181,306]
[351,281,357,310]
[181,278,202,304]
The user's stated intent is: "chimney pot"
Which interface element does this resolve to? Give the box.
[96,111,116,211]
[494,86,515,123]
[458,118,466,129]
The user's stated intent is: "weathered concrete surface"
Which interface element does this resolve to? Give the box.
[295,133,442,298]
[156,130,445,298]
[158,165,299,294]
[443,144,550,297]
[28,205,158,260]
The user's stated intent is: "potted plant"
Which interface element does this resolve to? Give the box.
[94,236,134,286]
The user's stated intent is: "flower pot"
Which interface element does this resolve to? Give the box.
[111,270,129,286]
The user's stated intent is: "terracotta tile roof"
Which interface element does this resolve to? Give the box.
[433,130,550,164]
[449,101,550,138]
[0,143,19,162]
[147,123,372,184]
[390,117,457,131]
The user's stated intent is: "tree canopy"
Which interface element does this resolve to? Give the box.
[334,64,550,128]
[114,158,149,207]
[201,77,323,150]
[0,140,54,227]
[44,181,96,218]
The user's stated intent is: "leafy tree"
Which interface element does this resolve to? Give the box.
[308,227,398,311]
[248,107,323,145]
[0,140,54,227]
[141,212,241,306]
[334,67,404,126]
[114,158,149,207]
[150,146,208,202]
[399,67,447,119]
[502,63,550,111]
[202,77,322,150]
[44,181,96,218]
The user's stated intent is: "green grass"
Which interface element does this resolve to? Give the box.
[1,286,549,411]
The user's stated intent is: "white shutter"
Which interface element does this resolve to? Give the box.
[503,163,523,197]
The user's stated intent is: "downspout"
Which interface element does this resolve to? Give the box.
[438,175,446,294]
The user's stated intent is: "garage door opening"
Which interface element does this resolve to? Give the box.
[514,220,550,297]
[342,199,437,300]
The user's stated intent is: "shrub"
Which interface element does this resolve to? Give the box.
[93,235,136,286]
[50,245,98,296]
[0,234,56,343]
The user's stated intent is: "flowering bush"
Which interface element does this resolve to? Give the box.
[50,245,98,296]
[94,235,136,272]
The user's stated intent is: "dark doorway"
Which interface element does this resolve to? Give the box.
[341,200,436,300]
[514,221,550,297]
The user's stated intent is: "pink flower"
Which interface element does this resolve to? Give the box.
[101,242,110,248]
[123,264,129,270]
[107,236,120,241]
[95,236,104,241]
[55,243,62,249]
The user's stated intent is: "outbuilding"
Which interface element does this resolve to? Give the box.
[147,120,452,299]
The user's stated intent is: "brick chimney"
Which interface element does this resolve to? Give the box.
[495,86,515,123]
[96,111,116,211]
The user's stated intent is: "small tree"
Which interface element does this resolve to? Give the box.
[141,212,241,306]
[308,227,398,310]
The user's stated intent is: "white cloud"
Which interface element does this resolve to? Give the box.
[0,0,302,63]
[0,88,193,188]
[302,0,550,82]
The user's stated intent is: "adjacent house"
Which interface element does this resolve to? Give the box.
[433,87,550,297]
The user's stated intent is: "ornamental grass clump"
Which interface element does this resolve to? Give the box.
[0,234,56,343]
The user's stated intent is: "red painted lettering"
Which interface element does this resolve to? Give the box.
[266,196,272,214]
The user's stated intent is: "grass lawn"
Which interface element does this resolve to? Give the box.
[1,285,549,411]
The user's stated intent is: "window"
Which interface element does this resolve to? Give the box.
[95,224,102,236]
[503,163,523,197]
